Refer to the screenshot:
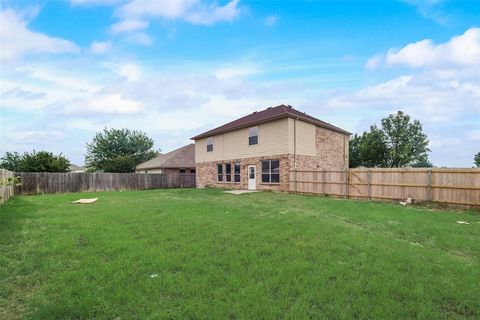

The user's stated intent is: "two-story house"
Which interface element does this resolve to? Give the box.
[191,104,350,192]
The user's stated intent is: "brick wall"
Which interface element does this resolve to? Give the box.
[315,127,349,170]
[196,154,291,192]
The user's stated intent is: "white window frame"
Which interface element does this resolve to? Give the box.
[207,137,214,152]
[248,127,258,146]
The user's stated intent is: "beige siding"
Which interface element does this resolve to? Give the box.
[194,117,349,170]
[287,118,316,157]
[195,118,290,163]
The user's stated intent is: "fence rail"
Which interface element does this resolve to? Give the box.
[290,168,480,207]
[15,172,196,195]
[0,169,14,204]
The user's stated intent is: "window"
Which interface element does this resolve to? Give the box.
[179,169,186,174]
[261,160,280,183]
[217,163,223,182]
[248,127,258,145]
[234,163,240,182]
[207,137,213,152]
[225,163,232,182]
[190,169,196,174]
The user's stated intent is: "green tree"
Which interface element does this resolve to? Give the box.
[411,158,433,168]
[0,151,70,172]
[85,128,159,172]
[348,134,362,168]
[475,152,480,168]
[381,111,430,167]
[0,152,21,171]
[349,111,430,168]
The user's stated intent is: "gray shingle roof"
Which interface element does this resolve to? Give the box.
[136,144,195,170]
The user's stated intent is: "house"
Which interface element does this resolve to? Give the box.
[69,164,85,173]
[191,104,350,191]
[135,144,196,175]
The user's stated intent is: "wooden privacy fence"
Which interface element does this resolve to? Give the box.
[15,172,196,195]
[0,169,14,204]
[290,168,480,207]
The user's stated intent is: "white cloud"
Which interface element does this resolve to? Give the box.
[0,8,78,61]
[215,66,257,80]
[325,27,480,167]
[117,0,241,26]
[264,15,277,27]
[469,130,480,142]
[1,56,293,164]
[90,41,111,54]
[368,27,480,69]
[365,54,383,70]
[125,32,153,45]
[110,19,148,33]
[71,0,125,5]
[16,131,64,144]
[56,93,141,115]
[401,0,450,25]
[118,63,142,81]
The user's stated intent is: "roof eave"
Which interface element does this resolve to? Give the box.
[191,114,350,140]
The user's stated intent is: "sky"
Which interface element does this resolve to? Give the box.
[0,0,479,167]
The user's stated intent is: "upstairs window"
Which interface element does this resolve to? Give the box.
[225,163,232,182]
[207,137,213,152]
[261,160,280,183]
[217,163,223,182]
[248,127,258,145]
[179,169,186,174]
[234,163,240,182]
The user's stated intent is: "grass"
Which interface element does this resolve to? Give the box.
[1,189,479,319]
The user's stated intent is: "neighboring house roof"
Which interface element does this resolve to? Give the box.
[191,104,351,140]
[136,144,195,170]
[69,164,85,172]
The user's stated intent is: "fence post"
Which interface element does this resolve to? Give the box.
[367,169,371,200]
[427,169,432,203]
[321,169,326,197]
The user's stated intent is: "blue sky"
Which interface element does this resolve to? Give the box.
[1,0,479,167]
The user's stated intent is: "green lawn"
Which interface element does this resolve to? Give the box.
[1,189,479,319]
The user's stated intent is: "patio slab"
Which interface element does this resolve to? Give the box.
[224,190,258,195]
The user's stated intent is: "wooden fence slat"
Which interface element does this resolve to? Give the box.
[0,169,15,203]
[14,172,196,195]
[291,168,480,207]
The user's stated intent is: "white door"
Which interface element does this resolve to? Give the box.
[248,165,256,190]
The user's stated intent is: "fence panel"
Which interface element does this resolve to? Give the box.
[290,168,480,207]
[0,169,14,204]
[14,172,196,195]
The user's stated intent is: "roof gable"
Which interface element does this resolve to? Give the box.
[191,104,350,140]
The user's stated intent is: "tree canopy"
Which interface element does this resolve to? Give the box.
[0,151,70,172]
[475,152,480,168]
[85,128,159,172]
[349,111,431,168]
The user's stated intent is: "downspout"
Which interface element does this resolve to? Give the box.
[294,117,299,193]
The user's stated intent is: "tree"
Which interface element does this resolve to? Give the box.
[349,111,430,168]
[85,128,159,172]
[1,151,70,172]
[0,152,21,171]
[475,152,480,168]
[381,111,430,167]
[411,158,433,168]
